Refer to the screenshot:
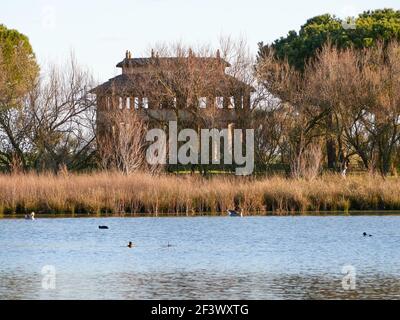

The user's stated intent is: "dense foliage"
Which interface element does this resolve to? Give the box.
[258,9,400,70]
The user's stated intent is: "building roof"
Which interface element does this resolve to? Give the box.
[90,72,254,96]
[116,56,231,68]
[90,52,254,96]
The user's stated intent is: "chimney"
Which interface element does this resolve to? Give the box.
[151,49,155,58]
[125,50,129,59]
[216,49,221,59]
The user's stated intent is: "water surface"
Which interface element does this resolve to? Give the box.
[0,216,399,299]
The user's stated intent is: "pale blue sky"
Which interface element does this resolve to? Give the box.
[1,0,399,81]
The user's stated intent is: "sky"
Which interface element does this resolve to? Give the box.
[1,0,399,82]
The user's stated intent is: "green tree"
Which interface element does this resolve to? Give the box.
[0,24,39,170]
[0,24,39,108]
[258,9,400,71]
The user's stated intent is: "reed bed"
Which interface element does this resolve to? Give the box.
[0,172,399,216]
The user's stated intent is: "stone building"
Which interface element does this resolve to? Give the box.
[91,50,253,136]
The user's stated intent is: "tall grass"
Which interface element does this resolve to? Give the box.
[0,172,399,216]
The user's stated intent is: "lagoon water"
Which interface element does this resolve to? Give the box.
[0,216,399,300]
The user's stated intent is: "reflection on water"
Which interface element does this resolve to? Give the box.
[1,216,400,300]
[1,271,400,300]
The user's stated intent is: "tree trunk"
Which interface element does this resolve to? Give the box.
[326,138,337,170]
[326,113,337,170]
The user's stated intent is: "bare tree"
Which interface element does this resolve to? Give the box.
[99,109,149,175]
[0,52,96,172]
[290,142,323,180]
[252,99,289,168]
[144,43,228,127]
[28,54,97,172]
[307,41,400,175]
[256,47,326,176]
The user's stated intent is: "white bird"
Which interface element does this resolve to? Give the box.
[25,212,35,220]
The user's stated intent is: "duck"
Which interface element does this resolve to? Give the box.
[25,212,35,220]
[98,226,109,230]
[127,242,134,248]
[363,232,373,237]
[227,207,243,217]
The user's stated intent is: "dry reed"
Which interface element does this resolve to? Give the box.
[0,172,399,216]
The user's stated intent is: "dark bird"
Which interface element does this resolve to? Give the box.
[227,207,243,217]
[363,232,372,237]
[127,241,134,248]
[99,226,109,230]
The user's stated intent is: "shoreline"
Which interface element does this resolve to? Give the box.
[2,211,400,219]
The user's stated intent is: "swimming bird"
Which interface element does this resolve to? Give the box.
[227,207,243,217]
[127,242,134,248]
[363,232,372,237]
[99,226,109,230]
[25,212,35,220]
